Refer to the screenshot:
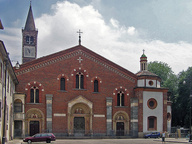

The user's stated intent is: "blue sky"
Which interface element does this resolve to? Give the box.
[0,0,192,74]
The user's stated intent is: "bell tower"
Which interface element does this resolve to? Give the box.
[22,3,38,64]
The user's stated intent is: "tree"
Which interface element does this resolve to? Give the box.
[148,61,173,86]
[148,61,178,100]
[175,67,192,127]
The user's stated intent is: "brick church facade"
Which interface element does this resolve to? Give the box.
[13,4,171,138]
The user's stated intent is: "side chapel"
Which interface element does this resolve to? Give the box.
[13,4,172,138]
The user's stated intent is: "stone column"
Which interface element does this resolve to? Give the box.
[106,97,113,136]
[46,94,53,132]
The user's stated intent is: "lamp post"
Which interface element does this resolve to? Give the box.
[183,78,192,142]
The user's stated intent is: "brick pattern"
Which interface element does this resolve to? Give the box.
[16,46,137,134]
[15,45,169,135]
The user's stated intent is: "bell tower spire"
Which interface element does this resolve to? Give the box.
[140,49,147,71]
[22,2,38,64]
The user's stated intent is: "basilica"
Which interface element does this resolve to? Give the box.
[12,4,171,139]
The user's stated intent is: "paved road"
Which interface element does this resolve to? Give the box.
[54,139,168,144]
[7,138,190,144]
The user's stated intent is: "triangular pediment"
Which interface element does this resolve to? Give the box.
[15,45,137,83]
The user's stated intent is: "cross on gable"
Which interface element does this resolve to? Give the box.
[77,29,83,45]
[77,57,83,63]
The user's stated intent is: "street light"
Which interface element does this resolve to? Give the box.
[183,79,192,142]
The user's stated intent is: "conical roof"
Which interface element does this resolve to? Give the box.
[136,70,158,77]
[24,5,36,31]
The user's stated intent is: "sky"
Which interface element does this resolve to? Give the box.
[0,0,192,75]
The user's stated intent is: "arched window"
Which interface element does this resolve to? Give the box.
[148,116,157,130]
[117,91,124,106]
[26,36,29,43]
[60,78,65,90]
[94,80,99,92]
[26,36,34,44]
[30,36,34,44]
[30,86,39,103]
[14,99,22,113]
[76,72,84,89]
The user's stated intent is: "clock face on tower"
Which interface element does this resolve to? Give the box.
[24,46,35,57]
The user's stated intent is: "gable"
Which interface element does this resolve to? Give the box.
[15,45,137,83]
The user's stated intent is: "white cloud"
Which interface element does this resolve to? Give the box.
[127,26,136,35]
[110,18,119,28]
[26,1,192,74]
[2,1,192,75]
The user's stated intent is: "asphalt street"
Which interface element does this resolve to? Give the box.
[7,138,190,144]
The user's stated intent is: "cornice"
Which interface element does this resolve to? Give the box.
[16,49,136,83]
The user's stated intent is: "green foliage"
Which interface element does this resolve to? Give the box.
[174,67,192,127]
[148,61,173,86]
[148,61,178,100]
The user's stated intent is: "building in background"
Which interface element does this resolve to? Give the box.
[0,39,18,143]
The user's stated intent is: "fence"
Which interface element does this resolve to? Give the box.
[16,129,138,139]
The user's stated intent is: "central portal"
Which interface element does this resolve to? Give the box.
[68,96,93,136]
[74,117,85,136]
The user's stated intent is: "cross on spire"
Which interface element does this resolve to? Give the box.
[77,29,83,45]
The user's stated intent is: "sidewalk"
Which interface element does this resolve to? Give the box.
[154,138,190,143]
[6,139,22,144]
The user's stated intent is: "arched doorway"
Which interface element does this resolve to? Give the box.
[25,108,44,136]
[68,96,93,136]
[113,111,129,136]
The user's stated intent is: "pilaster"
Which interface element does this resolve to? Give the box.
[46,94,53,132]
[106,97,113,135]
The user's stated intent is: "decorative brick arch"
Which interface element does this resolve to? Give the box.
[25,81,44,103]
[57,74,69,91]
[91,76,102,92]
[113,86,129,106]
[67,96,93,135]
[113,111,129,135]
[71,67,89,89]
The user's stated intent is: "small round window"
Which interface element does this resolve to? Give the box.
[147,98,157,109]
[149,80,153,86]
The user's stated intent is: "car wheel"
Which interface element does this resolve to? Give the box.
[27,140,32,144]
[46,139,51,143]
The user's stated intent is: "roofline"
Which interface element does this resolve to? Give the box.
[137,74,161,80]
[0,40,19,84]
[15,44,137,80]
[134,87,168,91]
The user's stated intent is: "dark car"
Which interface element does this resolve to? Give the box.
[144,132,161,138]
[23,133,56,143]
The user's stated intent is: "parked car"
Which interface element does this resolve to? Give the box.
[23,133,56,143]
[144,132,161,138]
